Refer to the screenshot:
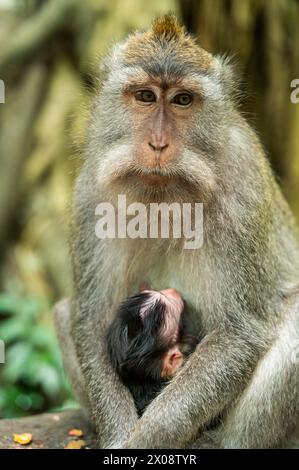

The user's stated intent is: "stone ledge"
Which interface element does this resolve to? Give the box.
[1,410,298,449]
[0,409,97,449]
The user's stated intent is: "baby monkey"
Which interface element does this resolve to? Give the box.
[107,286,199,416]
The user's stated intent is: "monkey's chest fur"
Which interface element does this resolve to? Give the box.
[103,236,212,334]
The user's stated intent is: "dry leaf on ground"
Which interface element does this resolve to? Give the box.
[68,428,84,437]
[65,439,85,449]
[13,433,33,445]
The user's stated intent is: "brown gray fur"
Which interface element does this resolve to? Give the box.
[54,15,299,448]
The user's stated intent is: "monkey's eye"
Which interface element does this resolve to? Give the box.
[172,93,192,106]
[135,90,156,103]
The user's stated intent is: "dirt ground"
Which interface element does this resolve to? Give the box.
[0,409,98,449]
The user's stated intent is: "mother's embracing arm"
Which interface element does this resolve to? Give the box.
[126,325,265,449]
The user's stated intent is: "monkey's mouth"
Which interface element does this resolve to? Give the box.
[104,159,216,201]
[111,167,202,201]
[136,171,176,186]
[118,166,179,190]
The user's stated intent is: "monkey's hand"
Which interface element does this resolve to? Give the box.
[126,328,260,448]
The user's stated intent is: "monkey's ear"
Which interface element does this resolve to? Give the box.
[161,346,183,379]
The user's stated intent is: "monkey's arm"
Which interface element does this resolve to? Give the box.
[70,178,140,448]
[126,327,263,449]
[71,301,139,448]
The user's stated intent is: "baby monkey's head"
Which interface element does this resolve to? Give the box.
[107,287,197,385]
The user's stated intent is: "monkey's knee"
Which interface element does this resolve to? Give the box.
[53,298,91,416]
[53,298,72,336]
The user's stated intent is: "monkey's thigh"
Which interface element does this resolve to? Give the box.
[53,298,91,416]
[219,302,299,448]
[191,298,299,449]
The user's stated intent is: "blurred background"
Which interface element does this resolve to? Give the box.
[0,0,298,418]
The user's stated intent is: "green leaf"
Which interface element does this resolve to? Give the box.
[3,343,33,382]
[0,318,28,342]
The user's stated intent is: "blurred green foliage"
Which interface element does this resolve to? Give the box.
[0,294,73,418]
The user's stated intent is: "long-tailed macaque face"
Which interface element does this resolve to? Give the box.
[93,16,233,198]
[121,78,203,174]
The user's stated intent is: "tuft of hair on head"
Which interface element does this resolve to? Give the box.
[151,14,184,41]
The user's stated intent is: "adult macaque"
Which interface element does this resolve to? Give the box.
[54,15,299,448]
[107,287,198,416]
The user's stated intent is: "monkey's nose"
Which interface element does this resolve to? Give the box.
[148,142,169,152]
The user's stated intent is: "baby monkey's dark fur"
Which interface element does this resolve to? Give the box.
[107,292,198,415]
